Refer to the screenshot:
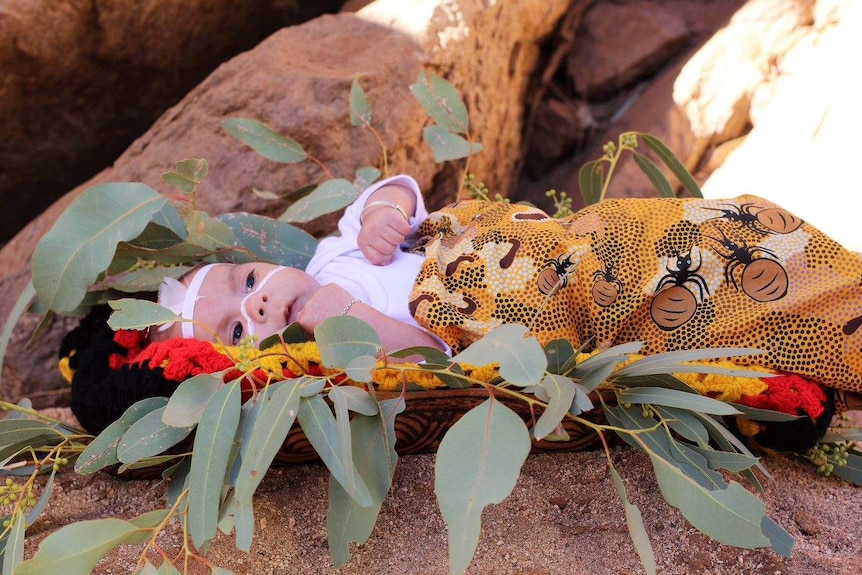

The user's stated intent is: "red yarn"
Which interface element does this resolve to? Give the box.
[109,330,149,370]
[738,373,827,420]
[119,338,235,382]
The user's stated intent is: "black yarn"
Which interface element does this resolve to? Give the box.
[62,306,177,435]
[749,391,835,452]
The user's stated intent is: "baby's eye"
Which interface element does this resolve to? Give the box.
[244,270,256,292]
[230,323,244,345]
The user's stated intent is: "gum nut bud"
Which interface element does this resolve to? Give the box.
[5,479,12,486]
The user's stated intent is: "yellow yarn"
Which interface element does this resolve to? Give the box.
[216,341,499,390]
[59,353,74,384]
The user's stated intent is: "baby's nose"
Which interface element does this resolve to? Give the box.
[245,292,269,321]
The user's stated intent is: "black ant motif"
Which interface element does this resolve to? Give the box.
[707,229,788,302]
[708,230,777,291]
[591,261,624,307]
[544,254,576,287]
[704,202,771,235]
[537,253,577,295]
[655,249,710,300]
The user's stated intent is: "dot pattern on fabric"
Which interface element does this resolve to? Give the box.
[409,196,862,392]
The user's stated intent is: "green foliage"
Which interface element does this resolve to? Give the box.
[3,71,858,575]
[434,398,531,575]
[578,131,704,207]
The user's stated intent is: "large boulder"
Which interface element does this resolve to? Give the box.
[0,0,571,404]
[0,0,344,243]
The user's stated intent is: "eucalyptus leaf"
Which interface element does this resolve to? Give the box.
[613,348,764,378]
[649,453,771,550]
[150,204,188,240]
[730,403,801,422]
[107,299,180,331]
[632,151,674,198]
[117,406,195,464]
[158,560,183,575]
[24,466,56,525]
[315,316,381,368]
[353,167,380,191]
[578,159,604,206]
[0,282,36,390]
[14,518,142,575]
[330,385,378,417]
[349,76,372,127]
[222,118,306,163]
[234,380,302,506]
[2,510,25,575]
[0,419,61,446]
[125,509,172,544]
[833,452,862,485]
[637,133,703,198]
[532,373,576,440]
[31,183,167,314]
[184,212,242,255]
[217,212,317,268]
[344,355,377,383]
[604,404,721,489]
[297,395,372,507]
[609,467,656,575]
[166,457,191,511]
[693,413,769,489]
[618,387,741,416]
[761,517,794,558]
[119,453,189,472]
[76,397,168,474]
[435,398,531,575]
[279,178,359,224]
[569,341,643,387]
[160,158,209,195]
[422,126,483,162]
[543,339,576,375]
[251,188,281,201]
[410,70,470,133]
[820,427,862,442]
[139,561,160,575]
[162,373,225,427]
[451,324,545,387]
[328,397,405,567]
[652,406,710,447]
[189,381,241,548]
[107,266,191,293]
[686,444,759,473]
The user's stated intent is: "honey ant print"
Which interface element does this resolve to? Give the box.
[537,252,577,296]
[708,228,789,302]
[650,248,710,331]
[705,202,803,235]
[591,260,623,307]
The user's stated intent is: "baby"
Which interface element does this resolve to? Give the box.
[152,175,446,353]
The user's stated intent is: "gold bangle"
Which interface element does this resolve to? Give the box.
[360,200,409,223]
[341,298,361,315]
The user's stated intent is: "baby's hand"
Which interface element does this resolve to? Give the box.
[297,284,354,335]
[358,203,410,265]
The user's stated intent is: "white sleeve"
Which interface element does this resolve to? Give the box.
[305,175,427,276]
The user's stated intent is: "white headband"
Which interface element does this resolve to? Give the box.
[157,263,222,338]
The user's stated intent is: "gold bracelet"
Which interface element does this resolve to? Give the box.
[360,200,409,223]
[341,298,361,315]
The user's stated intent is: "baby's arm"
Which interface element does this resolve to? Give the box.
[298,284,444,352]
[357,183,417,265]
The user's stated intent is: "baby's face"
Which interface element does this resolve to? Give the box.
[180,262,320,345]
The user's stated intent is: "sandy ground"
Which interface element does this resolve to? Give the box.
[16,408,861,575]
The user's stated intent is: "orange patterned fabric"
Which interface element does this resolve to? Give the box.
[409,196,862,393]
